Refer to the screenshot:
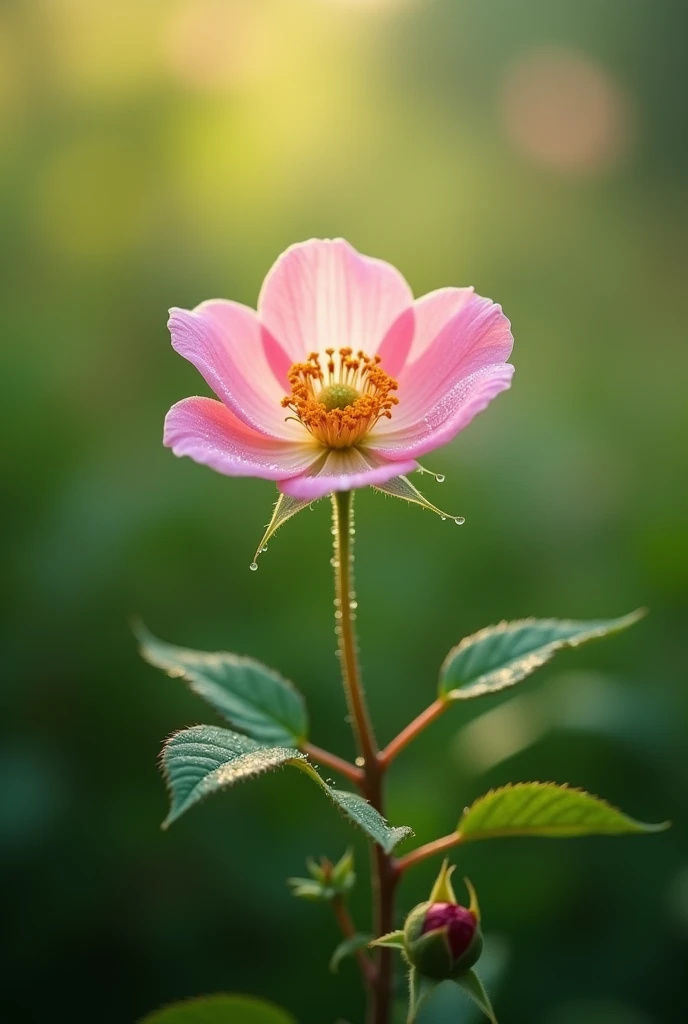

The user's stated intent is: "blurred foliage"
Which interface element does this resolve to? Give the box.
[1,1,686,1021]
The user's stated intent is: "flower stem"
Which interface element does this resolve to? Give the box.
[331,490,395,1024]
[379,697,448,766]
[301,741,363,786]
[394,832,463,874]
[331,490,378,770]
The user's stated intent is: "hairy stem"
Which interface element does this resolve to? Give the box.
[331,490,378,769]
[331,491,395,1024]
[301,741,363,786]
[379,697,448,766]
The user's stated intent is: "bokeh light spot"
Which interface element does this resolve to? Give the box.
[500,47,634,176]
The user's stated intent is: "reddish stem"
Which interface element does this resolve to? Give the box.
[332,895,376,987]
[301,741,363,786]
[379,697,448,766]
[394,832,463,874]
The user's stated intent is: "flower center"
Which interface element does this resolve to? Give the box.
[281,347,399,449]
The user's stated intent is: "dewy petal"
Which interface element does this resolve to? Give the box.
[368,363,514,461]
[257,238,414,365]
[278,446,418,501]
[164,397,320,480]
[168,300,299,439]
[390,289,514,429]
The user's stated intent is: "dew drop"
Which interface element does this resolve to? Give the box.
[261,546,268,552]
[354,756,365,767]
[334,610,343,619]
[454,517,465,525]
[249,562,258,571]
[436,473,445,483]
[349,600,358,610]
[440,516,447,521]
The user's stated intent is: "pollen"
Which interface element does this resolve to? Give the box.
[281,348,399,449]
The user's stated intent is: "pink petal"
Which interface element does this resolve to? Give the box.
[168,301,298,439]
[279,446,418,501]
[164,397,320,480]
[258,239,414,366]
[406,287,477,363]
[368,363,514,461]
[389,289,514,429]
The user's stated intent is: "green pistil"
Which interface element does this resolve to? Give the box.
[318,383,360,411]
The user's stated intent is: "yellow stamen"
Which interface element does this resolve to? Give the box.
[281,348,399,449]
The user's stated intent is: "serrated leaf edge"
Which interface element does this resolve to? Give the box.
[441,609,646,700]
[457,781,669,840]
[136,622,308,745]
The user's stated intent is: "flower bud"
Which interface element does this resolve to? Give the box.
[404,898,482,979]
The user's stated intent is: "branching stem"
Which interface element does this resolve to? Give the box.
[394,832,463,874]
[379,697,448,766]
[301,741,363,786]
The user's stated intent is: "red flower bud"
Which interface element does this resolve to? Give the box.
[404,898,483,979]
[421,902,479,960]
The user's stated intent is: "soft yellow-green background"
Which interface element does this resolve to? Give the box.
[3,1,686,1021]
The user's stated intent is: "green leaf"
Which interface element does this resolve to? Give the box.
[455,971,498,1024]
[329,933,372,973]
[439,610,645,700]
[162,726,413,851]
[321,784,413,854]
[139,994,296,1023]
[137,623,307,746]
[161,725,305,828]
[458,783,669,841]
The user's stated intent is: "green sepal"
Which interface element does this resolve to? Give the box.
[464,877,481,922]
[455,970,498,1024]
[286,879,331,902]
[407,968,440,1023]
[369,929,406,950]
[329,933,372,973]
[429,859,457,904]
[373,475,463,523]
[252,491,315,569]
[406,926,455,980]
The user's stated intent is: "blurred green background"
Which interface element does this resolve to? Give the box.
[2,0,687,1021]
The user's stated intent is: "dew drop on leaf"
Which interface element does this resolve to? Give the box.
[249,562,258,571]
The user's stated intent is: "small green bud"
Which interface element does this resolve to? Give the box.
[288,849,356,902]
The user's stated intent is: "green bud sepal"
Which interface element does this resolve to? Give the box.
[288,848,355,903]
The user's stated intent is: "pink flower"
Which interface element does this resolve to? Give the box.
[164,239,514,503]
